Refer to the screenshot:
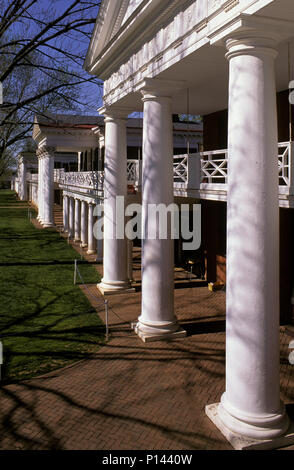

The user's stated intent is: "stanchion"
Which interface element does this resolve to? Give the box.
[74,259,77,285]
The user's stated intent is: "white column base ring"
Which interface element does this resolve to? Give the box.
[97,279,134,296]
[136,317,180,335]
[218,393,290,440]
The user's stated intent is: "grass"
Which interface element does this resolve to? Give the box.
[0,190,104,383]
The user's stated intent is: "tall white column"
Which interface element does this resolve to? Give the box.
[69,197,74,239]
[97,107,131,294]
[37,154,43,222]
[74,198,81,242]
[42,148,55,228]
[63,194,69,232]
[81,200,88,247]
[87,203,96,254]
[19,158,27,201]
[207,33,291,443]
[136,79,185,339]
[96,210,103,262]
[78,152,82,172]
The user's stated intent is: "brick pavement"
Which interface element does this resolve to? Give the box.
[0,203,293,450]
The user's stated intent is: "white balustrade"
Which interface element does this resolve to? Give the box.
[59,171,104,191]
[38,143,294,206]
[127,160,141,187]
[201,150,228,184]
[54,168,65,182]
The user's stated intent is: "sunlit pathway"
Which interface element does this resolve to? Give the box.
[0,275,293,449]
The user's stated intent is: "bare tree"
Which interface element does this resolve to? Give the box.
[0,0,102,173]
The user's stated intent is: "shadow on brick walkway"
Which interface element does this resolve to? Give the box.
[0,204,293,450]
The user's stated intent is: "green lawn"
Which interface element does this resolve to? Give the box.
[0,190,104,383]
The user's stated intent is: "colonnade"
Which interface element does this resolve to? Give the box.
[62,194,103,259]
[18,25,293,446]
[96,28,292,445]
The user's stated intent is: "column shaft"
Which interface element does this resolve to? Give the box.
[137,91,178,335]
[19,160,27,201]
[216,34,289,440]
[37,156,43,222]
[63,195,69,232]
[81,200,88,247]
[69,197,74,239]
[98,111,130,293]
[87,203,96,254]
[42,151,55,227]
[74,198,81,242]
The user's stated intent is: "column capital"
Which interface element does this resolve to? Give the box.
[225,31,279,61]
[138,78,185,102]
[36,145,55,159]
[98,105,133,121]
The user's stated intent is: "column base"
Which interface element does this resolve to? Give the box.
[132,319,186,343]
[74,238,80,243]
[87,249,96,255]
[97,280,135,296]
[42,222,55,228]
[80,243,88,248]
[205,403,294,450]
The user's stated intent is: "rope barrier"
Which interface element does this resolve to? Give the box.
[74,259,137,340]
[74,259,109,340]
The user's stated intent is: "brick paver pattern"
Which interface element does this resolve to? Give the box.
[0,204,293,450]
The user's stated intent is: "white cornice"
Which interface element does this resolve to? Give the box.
[86,0,188,79]
[208,13,294,45]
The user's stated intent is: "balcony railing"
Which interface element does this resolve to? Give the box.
[54,168,65,182]
[127,159,141,187]
[58,171,104,191]
[172,142,294,194]
[39,142,294,206]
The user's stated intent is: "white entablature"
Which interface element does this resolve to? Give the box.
[32,113,101,153]
[85,0,294,115]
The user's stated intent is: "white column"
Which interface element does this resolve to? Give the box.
[74,198,81,242]
[210,33,290,441]
[63,194,69,232]
[81,200,88,247]
[96,210,103,262]
[37,154,43,222]
[136,79,185,339]
[97,107,131,293]
[42,148,55,228]
[78,152,82,172]
[87,203,96,254]
[69,197,74,239]
[19,158,27,201]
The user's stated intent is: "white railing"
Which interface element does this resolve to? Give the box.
[54,168,65,182]
[278,142,292,186]
[172,142,294,199]
[26,173,38,182]
[173,153,200,191]
[30,143,294,202]
[127,159,141,186]
[173,155,188,183]
[59,171,104,191]
[199,142,293,188]
[201,149,228,184]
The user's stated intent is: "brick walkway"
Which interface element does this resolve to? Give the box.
[0,204,293,450]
